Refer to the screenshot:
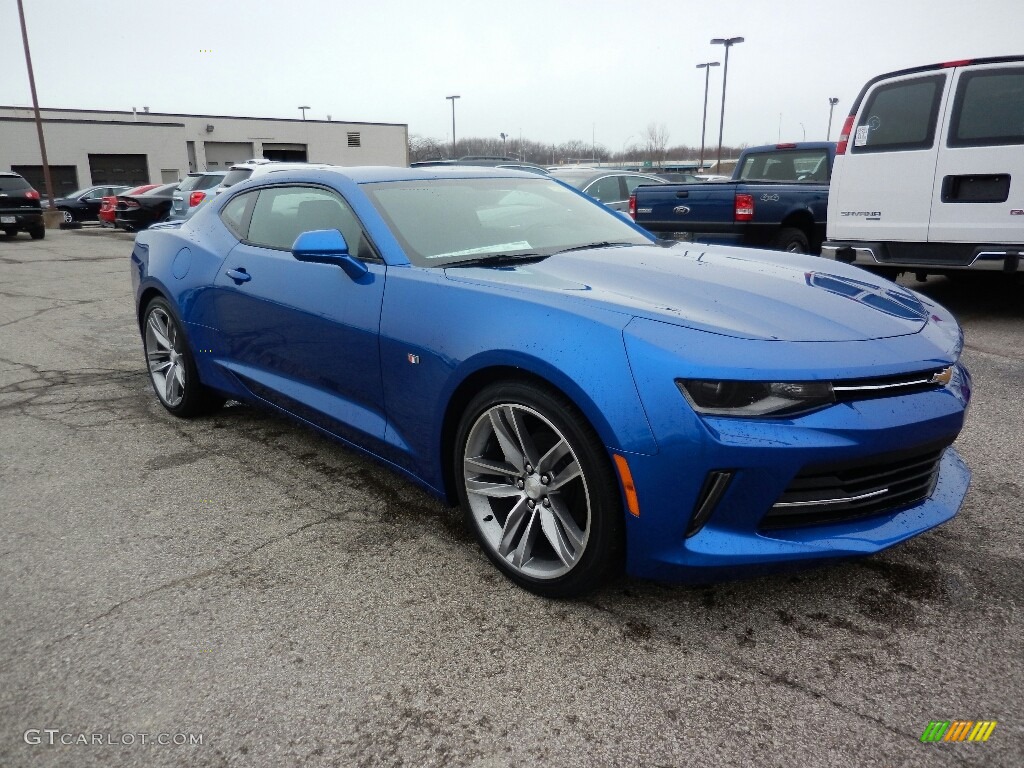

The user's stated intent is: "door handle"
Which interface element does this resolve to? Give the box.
[226,268,251,284]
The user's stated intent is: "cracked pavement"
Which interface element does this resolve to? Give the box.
[0,229,1021,767]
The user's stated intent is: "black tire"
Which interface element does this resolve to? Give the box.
[454,381,624,598]
[2,229,16,238]
[771,227,809,254]
[141,297,223,418]
[29,227,45,240]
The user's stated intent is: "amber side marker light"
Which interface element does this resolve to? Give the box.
[613,454,641,517]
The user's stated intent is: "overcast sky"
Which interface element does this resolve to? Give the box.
[2,0,1021,152]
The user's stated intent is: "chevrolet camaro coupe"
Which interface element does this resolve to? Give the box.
[130,166,972,597]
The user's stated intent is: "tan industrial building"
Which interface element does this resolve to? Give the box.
[0,106,409,196]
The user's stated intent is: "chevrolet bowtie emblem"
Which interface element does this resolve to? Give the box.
[929,366,954,386]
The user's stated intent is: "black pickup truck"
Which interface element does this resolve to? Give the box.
[630,142,835,254]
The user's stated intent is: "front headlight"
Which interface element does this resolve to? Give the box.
[676,379,834,417]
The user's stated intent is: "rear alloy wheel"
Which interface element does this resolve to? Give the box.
[771,227,809,254]
[456,382,623,597]
[59,209,74,224]
[142,298,222,417]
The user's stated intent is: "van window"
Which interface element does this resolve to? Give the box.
[949,67,1024,147]
[852,74,945,153]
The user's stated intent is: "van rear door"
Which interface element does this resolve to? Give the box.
[928,62,1024,245]
[829,71,950,242]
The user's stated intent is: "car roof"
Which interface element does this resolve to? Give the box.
[228,165,550,187]
[546,168,664,185]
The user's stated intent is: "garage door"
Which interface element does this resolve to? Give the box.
[262,143,307,162]
[204,142,253,169]
[88,154,149,186]
[10,165,78,198]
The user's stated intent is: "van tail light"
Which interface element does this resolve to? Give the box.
[628,193,637,219]
[836,115,856,155]
[735,193,754,221]
[189,190,207,207]
[25,189,40,200]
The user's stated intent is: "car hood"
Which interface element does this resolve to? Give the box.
[444,244,934,342]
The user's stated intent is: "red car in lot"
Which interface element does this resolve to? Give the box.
[99,184,158,228]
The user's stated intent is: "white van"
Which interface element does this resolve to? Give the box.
[823,56,1024,278]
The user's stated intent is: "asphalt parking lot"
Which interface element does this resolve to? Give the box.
[1,228,1021,768]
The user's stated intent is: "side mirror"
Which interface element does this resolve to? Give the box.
[292,229,369,280]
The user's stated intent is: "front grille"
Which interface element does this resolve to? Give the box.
[760,441,949,529]
[833,368,947,402]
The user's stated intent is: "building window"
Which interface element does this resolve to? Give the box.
[347,132,361,148]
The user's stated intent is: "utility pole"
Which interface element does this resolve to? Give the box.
[17,0,55,210]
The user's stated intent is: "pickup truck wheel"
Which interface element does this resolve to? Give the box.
[772,228,809,254]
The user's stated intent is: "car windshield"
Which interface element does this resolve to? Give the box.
[363,177,651,267]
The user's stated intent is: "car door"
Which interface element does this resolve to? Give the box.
[830,72,951,242]
[211,184,389,446]
[928,62,1024,245]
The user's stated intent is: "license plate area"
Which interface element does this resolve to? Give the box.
[0,216,16,224]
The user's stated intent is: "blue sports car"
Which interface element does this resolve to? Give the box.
[130,165,971,597]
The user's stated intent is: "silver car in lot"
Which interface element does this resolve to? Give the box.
[169,171,228,221]
[546,168,666,211]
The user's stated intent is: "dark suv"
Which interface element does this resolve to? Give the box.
[0,172,45,239]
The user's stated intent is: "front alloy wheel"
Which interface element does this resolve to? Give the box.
[457,382,623,597]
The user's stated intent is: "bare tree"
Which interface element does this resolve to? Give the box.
[643,122,670,167]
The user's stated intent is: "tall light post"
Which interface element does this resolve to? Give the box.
[710,36,744,172]
[446,95,460,158]
[695,61,720,172]
[500,132,508,156]
[827,97,840,140]
[297,105,310,120]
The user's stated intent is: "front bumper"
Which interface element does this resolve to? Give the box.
[617,368,971,583]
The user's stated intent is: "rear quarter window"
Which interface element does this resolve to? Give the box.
[948,67,1024,147]
[852,74,946,153]
[221,169,253,188]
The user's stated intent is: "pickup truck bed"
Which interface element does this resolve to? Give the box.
[631,142,835,254]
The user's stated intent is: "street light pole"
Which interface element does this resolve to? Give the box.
[710,36,744,172]
[298,106,310,120]
[446,95,460,158]
[500,132,507,156]
[695,61,720,172]
[827,97,839,140]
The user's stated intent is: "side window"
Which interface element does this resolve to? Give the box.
[949,67,1024,147]
[585,176,624,203]
[245,186,374,259]
[852,74,945,153]
[220,190,257,239]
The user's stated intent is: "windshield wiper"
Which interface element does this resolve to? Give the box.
[445,253,550,268]
[552,241,637,255]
